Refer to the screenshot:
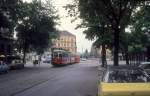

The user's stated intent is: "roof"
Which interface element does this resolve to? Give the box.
[59,31,75,37]
[53,49,66,52]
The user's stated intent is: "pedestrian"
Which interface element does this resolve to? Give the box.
[33,55,38,67]
[38,55,41,66]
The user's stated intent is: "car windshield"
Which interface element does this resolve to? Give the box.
[108,69,150,83]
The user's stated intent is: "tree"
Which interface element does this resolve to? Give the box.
[0,0,22,37]
[16,0,58,63]
[66,0,148,66]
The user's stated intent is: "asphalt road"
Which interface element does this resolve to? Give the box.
[0,59,99,96]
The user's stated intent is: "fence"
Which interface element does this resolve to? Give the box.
[121,53,147,66]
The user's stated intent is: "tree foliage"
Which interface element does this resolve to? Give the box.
[14,0,58,62]
[129,4,150,61]
[0,0,22,37]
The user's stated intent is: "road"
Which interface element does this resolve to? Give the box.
[0,59,99,96]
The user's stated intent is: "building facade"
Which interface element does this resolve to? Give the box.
[52,31,77,53]
[90,44,112,59]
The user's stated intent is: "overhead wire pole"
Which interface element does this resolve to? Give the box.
[82,46,84,58]
[76,41,83,58]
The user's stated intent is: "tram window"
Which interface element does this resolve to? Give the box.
[53,53,58,58]
[66,53,69,57]
[59,54,62,58]
[62,53,66,57]
[64,53,68,57]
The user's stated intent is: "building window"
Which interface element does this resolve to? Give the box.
[71,38,74,42]
[61,37,63,41]
[67,44,69,47]
[64,38,66,42]
[71,44,74,47]
[58,43,60,47]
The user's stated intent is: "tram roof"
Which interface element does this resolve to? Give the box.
[53,49,68,53]
[52,49,79,55]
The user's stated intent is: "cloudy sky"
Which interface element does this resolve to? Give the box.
[52,0,93,53]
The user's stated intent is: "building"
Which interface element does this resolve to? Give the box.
[90,44,112,59]
[90,45,101,58]
[52,31,77,53]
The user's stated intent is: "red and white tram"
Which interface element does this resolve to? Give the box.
[51,49,80,66]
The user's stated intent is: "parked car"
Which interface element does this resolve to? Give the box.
[99,66,150,96]
[6,55,24,70]
[42,57,51,63]
[0,62,9,74]
[81,58,87,61]
[42,53,51,63]
[10,59,24,69]
[139,62,150,75]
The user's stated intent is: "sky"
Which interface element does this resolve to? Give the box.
[52,0,93,53]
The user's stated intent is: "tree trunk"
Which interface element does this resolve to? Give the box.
[23,40,27,64]
[101,44,107,67]
[124,48,129,65]
[113,28,120,66]
[23,48,26,64]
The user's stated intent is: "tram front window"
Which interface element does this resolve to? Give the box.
[53,53,58,58]
[59,54,62,58]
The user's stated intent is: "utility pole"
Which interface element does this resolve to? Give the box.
[82,46,83,58]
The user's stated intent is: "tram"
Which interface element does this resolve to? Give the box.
[51,49,80,66]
